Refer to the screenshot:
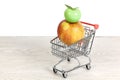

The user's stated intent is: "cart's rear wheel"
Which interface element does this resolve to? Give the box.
[86,64,91,70]
[53,68,57,73]
[62,72,67,78]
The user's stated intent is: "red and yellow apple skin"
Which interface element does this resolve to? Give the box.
[57,20,85,45]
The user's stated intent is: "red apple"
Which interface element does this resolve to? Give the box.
[57,20,85,45]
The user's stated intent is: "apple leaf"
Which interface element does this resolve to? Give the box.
[65,4,73,9]
[65,4,78,10]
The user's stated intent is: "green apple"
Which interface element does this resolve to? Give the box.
[64,5,81,23]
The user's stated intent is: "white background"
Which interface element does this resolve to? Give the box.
[0,0,120,36]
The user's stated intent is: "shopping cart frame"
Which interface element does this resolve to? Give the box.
[50,21,99,78]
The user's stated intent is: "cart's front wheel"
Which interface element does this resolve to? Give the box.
[67,57,70,62]
[62,72,68,78]
[53,68,57,74]
[86,64,91,70]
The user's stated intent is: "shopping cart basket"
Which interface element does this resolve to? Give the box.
[50,21,99,78]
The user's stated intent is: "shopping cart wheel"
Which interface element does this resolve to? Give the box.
[53,67,57,74]
[62,72,67,78]
[67,57,70,62]
[86,64,91,70]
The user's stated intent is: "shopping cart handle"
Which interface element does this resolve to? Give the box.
[80,21,99,30]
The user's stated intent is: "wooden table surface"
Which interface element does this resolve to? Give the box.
[0,36,119,80]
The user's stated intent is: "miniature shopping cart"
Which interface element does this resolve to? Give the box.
[50,21,99,78]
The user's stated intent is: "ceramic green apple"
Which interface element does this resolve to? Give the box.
[64,4,81,23]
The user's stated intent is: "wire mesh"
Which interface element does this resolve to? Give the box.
[50,26,95,59]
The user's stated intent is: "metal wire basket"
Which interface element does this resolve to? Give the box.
[50,21,98,78]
